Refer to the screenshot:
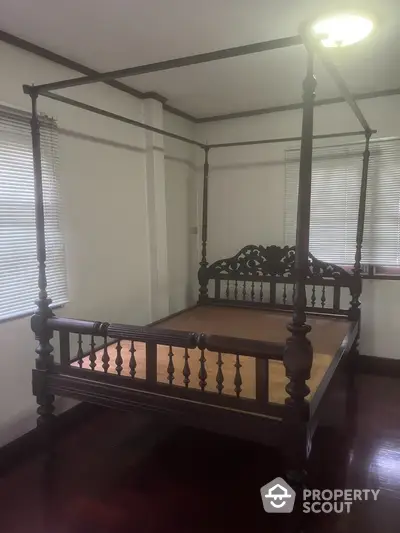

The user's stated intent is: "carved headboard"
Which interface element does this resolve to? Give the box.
[198,245,359,316]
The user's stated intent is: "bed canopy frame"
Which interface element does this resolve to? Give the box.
[23,23,375,506]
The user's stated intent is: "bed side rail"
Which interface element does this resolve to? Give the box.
[199,244,359,316]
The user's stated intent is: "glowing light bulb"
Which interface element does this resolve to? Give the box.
[312,13,374,47]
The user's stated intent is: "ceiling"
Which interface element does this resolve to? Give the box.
[1,0,399,118]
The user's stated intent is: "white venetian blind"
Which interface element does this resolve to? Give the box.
[0,104,68,321]
[284,138,400,267]
[363,139,400,266]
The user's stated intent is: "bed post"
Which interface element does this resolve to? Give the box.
[283,50,315,489]
[27,88,56,428]
[350,131,371,321]
[198,147,210,303]
[346,132,371,429]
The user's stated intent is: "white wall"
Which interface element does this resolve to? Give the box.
[0,42,195,445]
[164,112,197,312]
[197,95,400,360]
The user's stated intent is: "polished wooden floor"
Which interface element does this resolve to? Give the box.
[0,374,399,533]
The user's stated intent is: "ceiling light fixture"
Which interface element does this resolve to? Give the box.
[311,13,374,47]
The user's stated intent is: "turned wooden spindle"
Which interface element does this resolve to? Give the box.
[102,337,110,373]
[115,339,123,376]
[198,350,207,391]
[129,340,137,377]
[77,334,84,368]
[89,335,97,370]
[321,285,326,308]
[234,280,238,300]
[216,352,224,394]
[183,348,191,387]
[226,280,230,299]
[311,285,316,308]
[234,354,242,398]
[167,346,175,385]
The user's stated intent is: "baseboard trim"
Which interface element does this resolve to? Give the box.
[0,402,100,474]
[358,354,400,378]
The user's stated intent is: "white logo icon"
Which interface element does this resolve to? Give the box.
[260,477,296,513]
[266,484,292,508]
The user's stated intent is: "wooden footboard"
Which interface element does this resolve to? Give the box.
[40,316,286,421]
[33,311,357,448]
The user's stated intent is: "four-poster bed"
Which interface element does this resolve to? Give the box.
[24,26,375,496]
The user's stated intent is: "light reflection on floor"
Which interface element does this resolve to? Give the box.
[369,438,400,497]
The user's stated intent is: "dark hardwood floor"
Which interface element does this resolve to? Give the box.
[0,374,399,533]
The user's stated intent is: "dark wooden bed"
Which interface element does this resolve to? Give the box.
[33,244,359,474]
[66,246,357,414]
[25,25,375,528]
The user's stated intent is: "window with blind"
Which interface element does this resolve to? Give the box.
[285,138,400,271]
[0,104,68,321]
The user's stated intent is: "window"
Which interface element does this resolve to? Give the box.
[284,138,400,274]
[0,104,68,321]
